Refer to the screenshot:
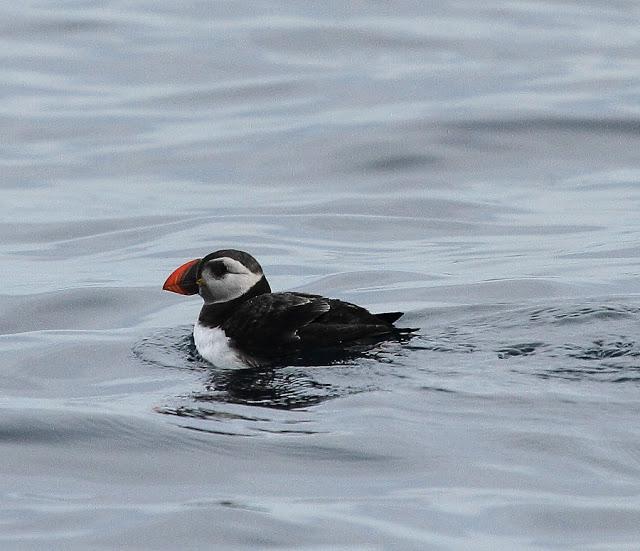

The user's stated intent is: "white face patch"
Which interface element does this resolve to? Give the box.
[199,257,262,303]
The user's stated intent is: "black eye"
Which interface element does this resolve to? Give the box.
[209,261,227,278]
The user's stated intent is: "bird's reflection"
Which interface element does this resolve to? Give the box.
[176,328,411,410]
[193,367,336,410]
[137,326,414,420]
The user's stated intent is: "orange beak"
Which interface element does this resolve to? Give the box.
[162,258,201,295]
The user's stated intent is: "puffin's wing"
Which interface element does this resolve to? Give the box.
[222,292,330,349]
[224,292,404,352]
[296,321,395,345]
[293,297,404,345]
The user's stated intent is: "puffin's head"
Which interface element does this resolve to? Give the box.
[163,249,266,304]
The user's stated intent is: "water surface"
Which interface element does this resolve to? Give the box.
[1,1,640,549]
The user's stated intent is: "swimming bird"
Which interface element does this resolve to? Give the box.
[163,249,412,367]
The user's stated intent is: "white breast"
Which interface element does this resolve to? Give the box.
[193,322,248,369]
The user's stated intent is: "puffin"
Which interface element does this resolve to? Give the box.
[163,249,412,368]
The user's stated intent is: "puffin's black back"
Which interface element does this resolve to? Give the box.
[220,292,407,354]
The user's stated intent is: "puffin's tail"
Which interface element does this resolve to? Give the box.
[375,311,419,337]
[374,311,404,324]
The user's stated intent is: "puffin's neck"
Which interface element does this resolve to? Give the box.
[198,275,271,328]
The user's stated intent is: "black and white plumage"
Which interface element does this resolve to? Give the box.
[163,249,411,367]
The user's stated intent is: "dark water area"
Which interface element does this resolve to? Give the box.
[2,1,640,549]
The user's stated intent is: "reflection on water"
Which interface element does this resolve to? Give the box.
[194,368,338,410]
[135,326,411,412]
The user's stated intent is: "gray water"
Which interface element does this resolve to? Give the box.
[2,1,640,549]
